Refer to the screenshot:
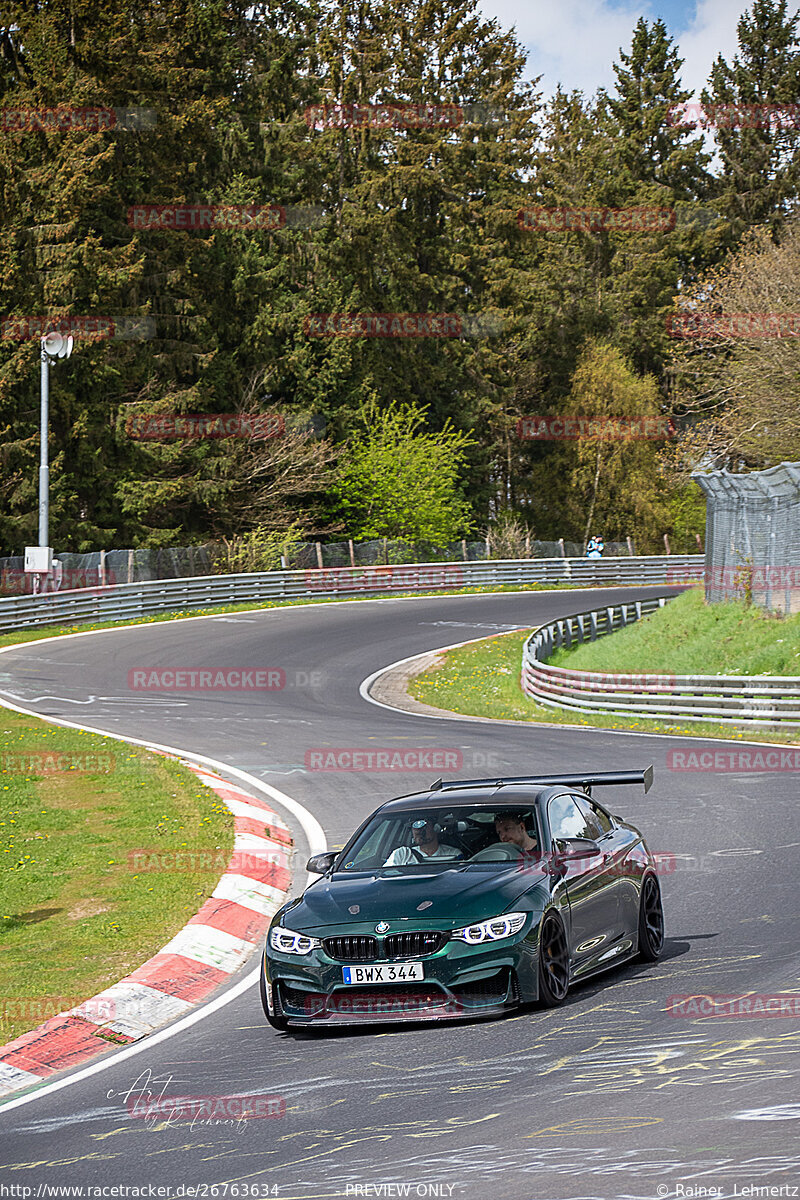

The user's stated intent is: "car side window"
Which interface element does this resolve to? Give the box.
[572,794,613,836]
[547,793,598,842]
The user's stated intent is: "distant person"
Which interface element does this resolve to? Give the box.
[586,535,604,559]
[384,819,461,865]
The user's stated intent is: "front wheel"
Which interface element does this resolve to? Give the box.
[638,872,664,961]
[537,913,570,1006]
[260,962,289,1031]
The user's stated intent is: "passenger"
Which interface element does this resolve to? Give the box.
[384,818,461,865]
[494,811,539,857]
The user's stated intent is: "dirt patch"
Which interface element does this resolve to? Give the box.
[67,899,110,921]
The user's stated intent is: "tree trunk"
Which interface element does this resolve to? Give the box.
[583,446,603,548]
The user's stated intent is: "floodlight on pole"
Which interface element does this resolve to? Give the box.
[39,331,73,549]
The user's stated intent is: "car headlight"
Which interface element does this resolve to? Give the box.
[269,926,321,956]
[451,911,528,945]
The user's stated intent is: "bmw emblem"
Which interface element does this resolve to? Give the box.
[375,921,390,934]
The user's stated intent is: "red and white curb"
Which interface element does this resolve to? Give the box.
[0,762,292,1098]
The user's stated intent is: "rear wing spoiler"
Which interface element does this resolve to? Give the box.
[430,765,653,798]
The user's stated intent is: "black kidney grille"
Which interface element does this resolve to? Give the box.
[384,931,445,958]
[323,936,378,962]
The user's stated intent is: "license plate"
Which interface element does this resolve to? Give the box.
[342,963,424,985]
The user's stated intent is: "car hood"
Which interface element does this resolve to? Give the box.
[283,864,549,931]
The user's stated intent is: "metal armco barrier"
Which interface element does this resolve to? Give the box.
[522,597,800,726]
[0,555,702,635]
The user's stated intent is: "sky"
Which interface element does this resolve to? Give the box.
[476,0,749,103]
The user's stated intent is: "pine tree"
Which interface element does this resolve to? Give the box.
[600,18,720,377]
[502,26,711,541]
[0,0,311,551]
[246,0,540,526]
[606,17,709,198]
[702,0,800,232]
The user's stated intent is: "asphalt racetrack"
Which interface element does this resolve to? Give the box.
[0,587,798,1199]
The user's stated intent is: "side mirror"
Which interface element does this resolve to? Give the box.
[559,838,602,861]
[306,851,337,874]
[550,838,602,873]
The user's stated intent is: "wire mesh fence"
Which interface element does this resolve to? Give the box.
[0,546,216,595]
[0,536,638,595]
[282,537,633,568]
[694,462,800,615]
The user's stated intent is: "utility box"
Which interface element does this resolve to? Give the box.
[24,546,52,573]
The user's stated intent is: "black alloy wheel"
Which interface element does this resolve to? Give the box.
[537,913,570,1006]
[638,872,664,961]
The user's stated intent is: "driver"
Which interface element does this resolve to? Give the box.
[494,811,539,856]
[384,818,461,866]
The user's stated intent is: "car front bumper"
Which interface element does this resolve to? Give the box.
[263,926,540,1025]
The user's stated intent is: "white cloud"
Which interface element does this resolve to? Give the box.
[481,0,646,98]
[478,0,748,102]
[678,0,743,98]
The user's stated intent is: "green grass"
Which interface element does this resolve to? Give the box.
[550,586,800,676]
[0,710,234,1045]
[409,627,800,746]
[410,631,541,722]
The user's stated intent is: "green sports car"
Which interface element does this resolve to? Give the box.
[260,768,664,1028]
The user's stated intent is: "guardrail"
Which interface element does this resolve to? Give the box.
[0,555,702,635]
[522,598,800,726]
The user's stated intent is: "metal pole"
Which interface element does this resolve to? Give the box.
[39,342,49,547]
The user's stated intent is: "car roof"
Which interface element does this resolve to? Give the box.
[377,786,552,813]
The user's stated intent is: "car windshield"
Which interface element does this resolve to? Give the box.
[336,805,541,872]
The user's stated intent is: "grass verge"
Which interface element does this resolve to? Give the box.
[549,587,800,676]
[0,710,233,1044]
[409,627,800,746]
